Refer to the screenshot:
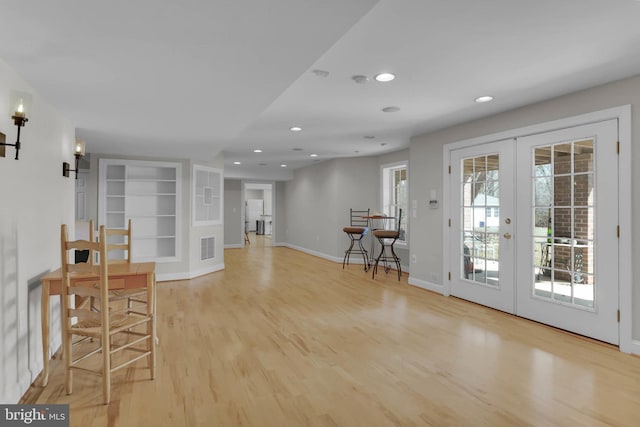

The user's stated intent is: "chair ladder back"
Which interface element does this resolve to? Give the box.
[350,208,370,227]
[105,219,132,264]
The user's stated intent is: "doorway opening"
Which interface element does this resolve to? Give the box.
[243,182,274,247]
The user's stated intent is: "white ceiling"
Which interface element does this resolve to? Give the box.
[2,0,640,180]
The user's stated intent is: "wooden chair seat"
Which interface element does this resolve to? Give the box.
[343,226,367,234]
[71,313,150,338]
[373,230,399,239]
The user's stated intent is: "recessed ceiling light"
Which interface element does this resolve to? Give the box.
[289,126,302,132]
[292,148,303,151]
[475,95,494,103]
[381,106,400,113]
[253,149,263,153]
[352,75,369,84]
[310,153,318,157]
[312,69,329,78]
[363,135,375,140]
[375,73,395,82]
[233,161,241,165]
[280,164,287,168]
[258,163,267,166]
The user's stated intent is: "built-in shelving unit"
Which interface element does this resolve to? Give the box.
[99,159,181,262]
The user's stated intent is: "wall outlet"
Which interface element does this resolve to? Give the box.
[411,254,417,263]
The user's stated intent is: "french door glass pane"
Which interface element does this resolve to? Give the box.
[532,138,596,309]
[460,153,500,287]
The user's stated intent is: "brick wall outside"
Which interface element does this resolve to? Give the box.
[553,153,594,284]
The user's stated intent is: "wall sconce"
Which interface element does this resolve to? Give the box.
[63,139,86,179]
[0,91,32,160]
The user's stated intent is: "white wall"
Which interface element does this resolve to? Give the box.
[188,155,225,278]
[0,58,76,403]
[284,157,378,260]
[224,179,243,247]
[408,74,640,342]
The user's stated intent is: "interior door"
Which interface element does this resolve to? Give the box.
[449,139,515,313]
[515,120,619,344]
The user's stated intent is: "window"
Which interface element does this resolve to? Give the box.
[381,162,408,245]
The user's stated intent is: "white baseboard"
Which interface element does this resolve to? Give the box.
[630,340,640,356]
[224,243,243,249]
[283,243,344,263]
[156,263,224,282]
[408,276,447,295]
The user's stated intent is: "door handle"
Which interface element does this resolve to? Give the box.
[503,232,512,239]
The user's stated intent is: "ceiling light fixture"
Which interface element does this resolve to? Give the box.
[475,95,494,103]
[312,69,330,78]
[258,163,267,166]
[351,75,369,84]
[253,149,263,153]
[381,106,400,113]
[289,126,302,132]
[310,153,318,157]
[233,161,241,165]
[363,135,375,140]
[375,73,395,82]
[292,148,303,151]
[280,164,287,168]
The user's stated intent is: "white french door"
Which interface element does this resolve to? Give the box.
[515,120,619,344]
[450,139,516,313]
[449,120,619,344]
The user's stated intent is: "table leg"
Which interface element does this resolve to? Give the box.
[41,282,50,387]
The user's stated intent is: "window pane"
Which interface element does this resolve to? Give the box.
[534,177,552,206]
[574,173,593,207]
[554,143,572,175]
[553,175,572,207]
[534,146,552,177]
[573,139,594,173]
[474,157,487,177]
[574,208,593,241]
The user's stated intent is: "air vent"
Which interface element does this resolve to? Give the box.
[200,236,215,261]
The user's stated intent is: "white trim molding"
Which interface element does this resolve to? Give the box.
[156,263,224,282]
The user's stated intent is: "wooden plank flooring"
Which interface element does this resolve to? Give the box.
[23,238,640,426]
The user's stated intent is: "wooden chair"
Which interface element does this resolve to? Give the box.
[60,224,156,404]
[342,208,370,270]
[371,209,403,280]
[89,220,149,310]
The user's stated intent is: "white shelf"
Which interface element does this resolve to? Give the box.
[99,159,181,263]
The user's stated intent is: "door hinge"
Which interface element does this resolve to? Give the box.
[617,225,620,238]
[616,141,620,154]
[448,218,451,227]
[448,165,451,174]
[617,310,620,323]
[448,272,451,281]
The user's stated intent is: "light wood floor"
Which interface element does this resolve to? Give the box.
[23,238,640,426]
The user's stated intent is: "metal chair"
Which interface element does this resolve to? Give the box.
[372,209,403,280]
[342,208,370,270]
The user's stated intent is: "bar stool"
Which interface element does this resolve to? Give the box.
[372,209,403,280]
[342,208,370,270]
